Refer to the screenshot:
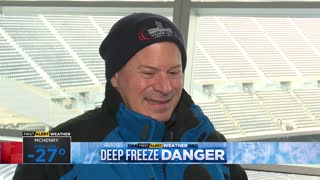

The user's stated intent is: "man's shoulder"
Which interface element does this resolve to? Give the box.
[206,131,248,179]
[205,129,228,142]
[51,108,117,141]
[53,108,103,131]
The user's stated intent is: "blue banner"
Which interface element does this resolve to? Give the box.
[71,142,320,164]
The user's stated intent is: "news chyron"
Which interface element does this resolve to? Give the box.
[100,143,227,163]
[22,131,71,164]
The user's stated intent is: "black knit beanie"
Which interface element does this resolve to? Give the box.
[99,13,187,81]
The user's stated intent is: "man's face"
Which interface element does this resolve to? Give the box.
[111,42,183,122]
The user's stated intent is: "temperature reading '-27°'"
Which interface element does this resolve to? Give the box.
[33,145,66,163]
[23,135,71,164]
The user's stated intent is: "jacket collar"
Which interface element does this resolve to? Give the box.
[101,81,166,142]
[101,81,209,142]
[116,103,166,142]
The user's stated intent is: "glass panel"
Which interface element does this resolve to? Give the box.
[191,15,320,139]
[0,11,172,133]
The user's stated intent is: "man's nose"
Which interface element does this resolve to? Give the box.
[154,73,172,94]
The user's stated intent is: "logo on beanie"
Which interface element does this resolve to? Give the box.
[138,20,173,41]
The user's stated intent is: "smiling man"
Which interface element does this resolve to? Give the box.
[110,42,183,122]
[14,13,247,180]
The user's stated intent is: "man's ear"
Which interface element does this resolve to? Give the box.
[110,73,119,88]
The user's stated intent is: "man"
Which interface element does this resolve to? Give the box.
[14,13,247,180]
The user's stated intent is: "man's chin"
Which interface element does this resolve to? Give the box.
[150,113,172,122]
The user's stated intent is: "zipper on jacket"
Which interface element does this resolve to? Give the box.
[150,164,156,180]
[150,164,166,180]
[162,164,167,180]
[141,125,149,140]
